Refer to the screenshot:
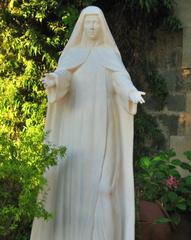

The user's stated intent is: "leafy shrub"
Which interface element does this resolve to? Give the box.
[0,127,66,238]
[136,150,191,225]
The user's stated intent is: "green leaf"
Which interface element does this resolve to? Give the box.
[171,159,182,166]
[176,203,187,211]
[184,151,191,161]
[184,176,191,185]
[168,169,180,178]
[154,217,171,224]
[176,197,187,211]
[180,162,191,172]
[153,155,162,162]
[167,192,178,202]
[140,157,151,169]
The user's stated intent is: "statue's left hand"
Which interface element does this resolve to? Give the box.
[129,91,146,104]
[41,73,56,89]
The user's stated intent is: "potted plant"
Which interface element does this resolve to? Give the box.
[135,149,191,240]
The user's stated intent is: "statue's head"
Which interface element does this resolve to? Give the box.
[62,6,120,55]
[83,14,101,41]
[81,7,102,42]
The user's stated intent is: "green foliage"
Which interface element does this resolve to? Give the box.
[134,106,165,161]
[0,130,66,238]
[136,150,191,225]
[0,0,93,239]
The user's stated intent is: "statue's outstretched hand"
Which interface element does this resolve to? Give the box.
[129,91,146,104]
[41,73,56,89]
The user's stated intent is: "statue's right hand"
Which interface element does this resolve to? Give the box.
[41,73,56,89]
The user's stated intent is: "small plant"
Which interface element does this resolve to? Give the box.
[136,149,191,225]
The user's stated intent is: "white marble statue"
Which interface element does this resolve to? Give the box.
[30,6,145,240]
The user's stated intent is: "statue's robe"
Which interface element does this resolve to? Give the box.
[30,46,137,240]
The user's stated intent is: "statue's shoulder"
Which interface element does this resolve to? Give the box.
[97,45,119,55]
[96,46,125,71]
[63,47,89,57]
[58,47,89,69]
[97,46,122,61]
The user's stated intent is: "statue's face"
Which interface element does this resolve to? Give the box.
[83,15,100,40]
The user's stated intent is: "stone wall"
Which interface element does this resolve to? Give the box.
[145,0,191,170]
[105,0,191,160]
[146,29,185,147]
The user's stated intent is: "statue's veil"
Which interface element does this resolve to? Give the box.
[62,6,120,56]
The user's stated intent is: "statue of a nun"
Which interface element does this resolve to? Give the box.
[30,6,145,240]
